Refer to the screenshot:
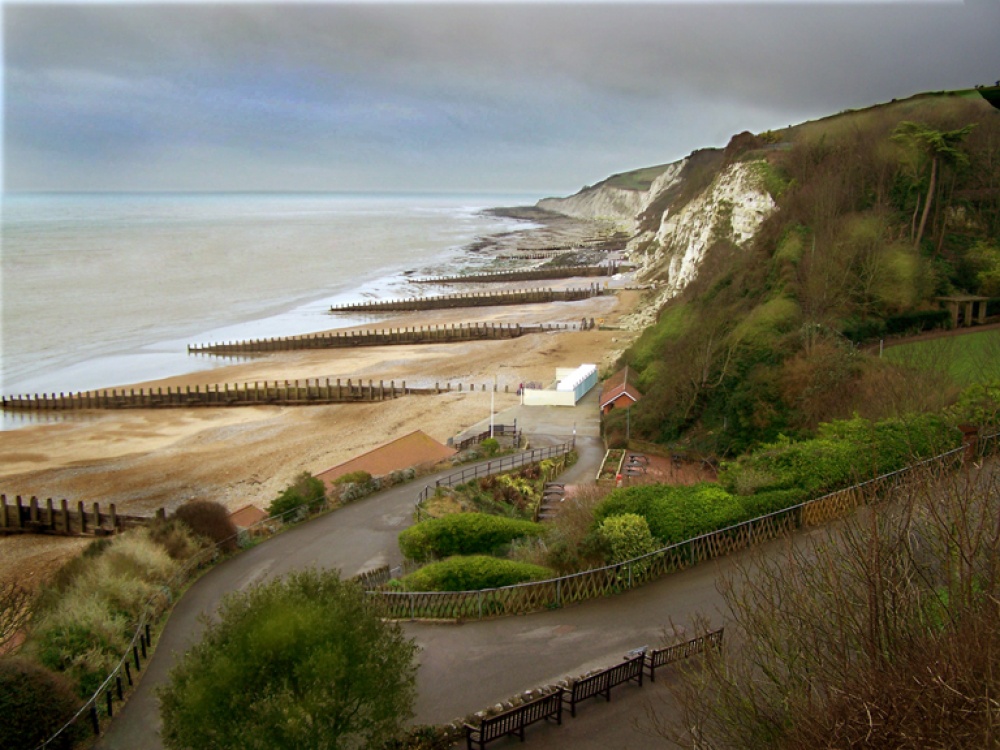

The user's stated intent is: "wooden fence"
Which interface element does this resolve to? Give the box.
[187,321,593,357]
[374,436,994,620]
[2,378,518,412]
[0,495,158,537]
[410,264,617,285]
[329,285,603,313]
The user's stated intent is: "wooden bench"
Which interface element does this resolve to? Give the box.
[464,689,564,749]
[646,628,724,682]
[562,653,645,718]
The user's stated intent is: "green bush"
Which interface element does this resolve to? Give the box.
[398,513,544,562]
[27,529,181,697]
[158,569,417,749]
[0,657,83,750]
[268,471,327,518]
[594,483,744,547]
[479,438,500,457]
[334,470,372,485]
[400,556,555,592]
[718,414,961,499]
[598,513,659,564]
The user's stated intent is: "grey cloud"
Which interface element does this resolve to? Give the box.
[5,2,999,193]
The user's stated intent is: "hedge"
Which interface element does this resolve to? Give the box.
[398,513,544,562]
[595,413,962,551]
[399,556,555,592]
[718,413,961,498]
[593,483,744,547]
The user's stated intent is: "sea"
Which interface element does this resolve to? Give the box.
[0,191,548,430]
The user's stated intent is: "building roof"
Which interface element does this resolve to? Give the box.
[228,504,268,529]
[600,382,643,410]
[599,366,643,409]
[316,430,455,487]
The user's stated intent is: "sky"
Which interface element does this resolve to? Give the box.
[3,1,999,196]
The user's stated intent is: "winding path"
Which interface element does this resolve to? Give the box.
[95,392,731,749]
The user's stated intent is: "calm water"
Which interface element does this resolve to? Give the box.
[0,192,543,427]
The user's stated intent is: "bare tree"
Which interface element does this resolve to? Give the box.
[0,580,33,653]
[659,457,1000,749]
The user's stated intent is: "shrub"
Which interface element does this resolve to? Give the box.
[598,513,659,564]
[268,472,328,519]
[594,483,743,547]
[174,500,239,552]
[0,657,82,750]
[400,556,555,592]
[398,513,544,562]
[27,529,181,697]
[146,516,207,560]
[479,437,500,457]
[334,470,372,485]
[158,569,417,749]
[718,414,961,499]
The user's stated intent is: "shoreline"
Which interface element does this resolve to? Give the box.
[0,211,645,586]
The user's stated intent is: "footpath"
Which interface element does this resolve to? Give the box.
[95,389,727,749]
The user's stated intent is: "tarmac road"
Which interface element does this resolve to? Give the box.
[95,390,724,749]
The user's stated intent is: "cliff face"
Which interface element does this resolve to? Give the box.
[537,186,647,231]
[537,154,775,307]
[645,162,775,294]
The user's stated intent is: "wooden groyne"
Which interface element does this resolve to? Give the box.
[0,495,159,537]
[188,321,593,357]
[410,264,617,285]
[329,285,603,314]
[1,378,518,412]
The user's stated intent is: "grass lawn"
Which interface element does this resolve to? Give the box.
[883,330,1000,385]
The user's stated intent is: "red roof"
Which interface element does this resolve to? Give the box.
[599,366,642,409]
[316,430,455,488]
[600,382,643,410]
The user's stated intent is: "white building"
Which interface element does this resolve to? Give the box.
[522,364,598,407]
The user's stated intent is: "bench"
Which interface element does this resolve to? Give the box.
[646,628,724,682]
[562,653,644,718]
[465,689,564,749]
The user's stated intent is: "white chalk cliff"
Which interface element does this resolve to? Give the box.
[537,155,776,314]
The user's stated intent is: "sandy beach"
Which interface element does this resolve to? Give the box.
[0,264,645,586]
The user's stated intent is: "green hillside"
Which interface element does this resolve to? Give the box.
[614,90,1000,455]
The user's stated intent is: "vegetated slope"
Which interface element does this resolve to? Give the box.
[542,89,1000,455]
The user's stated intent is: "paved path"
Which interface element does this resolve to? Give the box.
[96,390,720,749]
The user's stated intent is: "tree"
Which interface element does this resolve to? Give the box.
[158,569,417,750]
[658,462,1000,748]
[0,580,32,653]
[892,121,975,251]
[0,657,82,750]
